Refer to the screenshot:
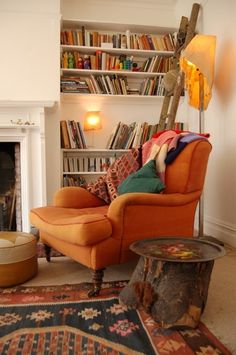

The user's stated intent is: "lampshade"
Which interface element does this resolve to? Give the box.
[84,111,102,131]
[180,34,216,110]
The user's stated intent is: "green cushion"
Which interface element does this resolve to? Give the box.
[118,159,165,194]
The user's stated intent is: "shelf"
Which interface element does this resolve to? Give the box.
[61,68,165,78]
[61,45,174,58]
[63,171,106,175]
[60,93,165,102]
[62,148,130,152]
[0,124,39,130]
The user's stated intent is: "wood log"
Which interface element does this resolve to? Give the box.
[119,255,214,329]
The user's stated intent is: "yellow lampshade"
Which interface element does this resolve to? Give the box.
[180,34,216,110]
[84,111,102,131]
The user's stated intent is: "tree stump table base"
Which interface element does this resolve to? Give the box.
[119,237,225,329]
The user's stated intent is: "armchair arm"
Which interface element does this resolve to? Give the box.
[107,191,201,240]
[108,191,201,211]
[53,186,107,208]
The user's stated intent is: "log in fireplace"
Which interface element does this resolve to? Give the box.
[0,142,21,231]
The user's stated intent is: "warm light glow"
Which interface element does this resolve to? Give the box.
[180,34,216,110]
[84,111,102,131]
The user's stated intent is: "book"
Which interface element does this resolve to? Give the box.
[132,122,143,147]
[81,25,85,46]
[66,121,76,148]
[63,157,69,172]
[77,122,87,149]
[106,122,121,149]
[125,122,138,148]
[113,123,129,149]
[60,120,71,149]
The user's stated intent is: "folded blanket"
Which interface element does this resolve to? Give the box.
[142,130,209,183]
[86,130,209,202]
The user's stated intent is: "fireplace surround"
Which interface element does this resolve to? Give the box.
[0,102,53,232]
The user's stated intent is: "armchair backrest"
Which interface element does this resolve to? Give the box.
[164,140,212,194]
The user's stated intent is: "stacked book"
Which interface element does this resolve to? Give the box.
[61,74,165,96]
[106,122,158,149]
[60,120,87,149]
[61,77,90,93]
[61,29,177,52]
[63,156,115,173]
[61,51,170,73]
[106,121,188,149]
[63,175,86,187]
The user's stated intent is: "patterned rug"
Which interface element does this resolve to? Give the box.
[0,281,231,354]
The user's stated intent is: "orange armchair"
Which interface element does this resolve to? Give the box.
[30,140,211,295]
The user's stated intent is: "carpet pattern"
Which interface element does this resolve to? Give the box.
[0,281,231,354]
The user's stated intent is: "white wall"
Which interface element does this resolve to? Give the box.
[176,0,236,246]
[61,0,178,29]
[0,0,61,205]
[0,0,60,102]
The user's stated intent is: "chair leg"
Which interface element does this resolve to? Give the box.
[88,268,105,297]
[44,244,51,262]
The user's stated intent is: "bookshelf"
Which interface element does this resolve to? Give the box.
[61,148,129,186]
[59,19,179,186]
[60,19,177,97]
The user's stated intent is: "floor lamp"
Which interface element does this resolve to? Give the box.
[180,34,216,238]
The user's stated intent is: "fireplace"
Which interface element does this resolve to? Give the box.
[0,142,20,231]
[0,104,49,232]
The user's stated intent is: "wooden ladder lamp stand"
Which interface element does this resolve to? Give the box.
[158,3,200,130]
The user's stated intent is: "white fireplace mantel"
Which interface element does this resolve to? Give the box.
[0,101,55,232]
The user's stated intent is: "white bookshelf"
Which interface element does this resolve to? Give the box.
[61,148,129,186]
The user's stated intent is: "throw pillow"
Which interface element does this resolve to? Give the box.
[106,148,140,201]
[86,148,141,203]
[117,159,165,194]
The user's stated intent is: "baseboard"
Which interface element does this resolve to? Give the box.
[205,216,236,248]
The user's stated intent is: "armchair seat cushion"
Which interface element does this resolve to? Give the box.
[30,205,111,246]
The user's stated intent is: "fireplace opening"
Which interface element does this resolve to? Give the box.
[0,142,21,231]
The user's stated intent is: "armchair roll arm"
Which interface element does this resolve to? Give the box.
[53,186,107,208]
[107,191,202,240]
[108,191,201,213]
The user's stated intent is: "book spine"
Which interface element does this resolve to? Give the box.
[60,120,71,149]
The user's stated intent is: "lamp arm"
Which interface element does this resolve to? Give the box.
[199,72,205,134]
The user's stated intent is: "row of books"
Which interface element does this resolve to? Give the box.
[106,122,157,149]
[61,75,166,96]
[63,175,86,187]
[63,156,116,173]
[61,29,176,52]
[61,51,171,73]
[140,76,165,96]
[106,121,188,150]
[60,120,87,149]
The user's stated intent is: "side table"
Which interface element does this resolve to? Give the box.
[119,237,225,329]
